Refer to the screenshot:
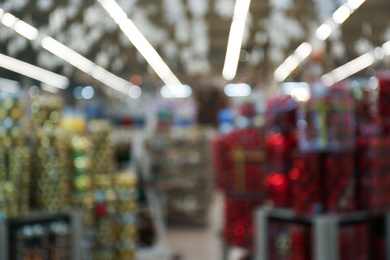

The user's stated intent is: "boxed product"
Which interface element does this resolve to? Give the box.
[290,152,356,213]
[223,195,262,249]
[297,87,355,152]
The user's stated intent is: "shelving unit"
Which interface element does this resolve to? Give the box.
[255,208,390,260]
[0,211,83,260]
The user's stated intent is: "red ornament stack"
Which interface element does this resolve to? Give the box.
[223,195,262,248]
[290,152,356,214]
[290,153,322,213]
[265,133,296,207]
[268,220,312,260]
[211,134,233,190]
[357,134,390,212]
[339,223,370,260]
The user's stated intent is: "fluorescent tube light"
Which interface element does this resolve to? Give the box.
[161,84,192,98]
[332,5,352,24]
[275,1,366,82]
[321,51,376,86]
[316,22,333,41]
[347,0,366,10]
[224,83,251,97]
[0,53,69,89]
[0,78,20,94]
[382,41,390,55]
[0,10,140,98]
[274,43,311,82]
[281,82,310,95]
[41,83,61,93]
[1,13,17,27]
[222,0,251,81]
[98,0,183,96]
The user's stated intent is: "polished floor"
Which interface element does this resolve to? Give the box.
[166,192,223,260]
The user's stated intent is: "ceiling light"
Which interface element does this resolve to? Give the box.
[161,85,192,98]
[382,41,390,55]
[321,51,376,87]
[273,44,309,83]
[129,85,142,99]
[0,53,69,89]
[224,83,251,97]
[347,0,367,10]
[316,22,333,41]
[14,20,39,40]
[81,86,95,99]
[374,47,385,60]
[332,5,352,24]
[73,86,83,99]
[0,78,20,94]
[41,83,61,93]
[281,82,310,95]
[98,0,184,96]
[1,13,17,27]
[295,42,313,60]
[291,87,310,102]
[275,1,366,83]
[41,36,95,74]
[0,11,140,99]
[222,0,252,81]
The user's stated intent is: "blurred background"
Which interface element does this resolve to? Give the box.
[0,0,390,259]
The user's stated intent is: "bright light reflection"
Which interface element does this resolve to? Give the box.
[224,83,251,97]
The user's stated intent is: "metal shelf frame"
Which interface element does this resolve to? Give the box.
[0,211,83,260]
[255,208,390,260]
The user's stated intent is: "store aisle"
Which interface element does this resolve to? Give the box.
[166,192,224,260]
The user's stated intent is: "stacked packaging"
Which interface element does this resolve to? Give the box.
[267,219,370,260]
[212,103,267,249]
[0,94,30,217]
[32,96,69,212]
[213,76,390,258]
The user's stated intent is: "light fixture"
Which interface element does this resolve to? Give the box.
[0,53,69,89]
[274,42,312,82]
[332,5,352,25]
[224,83,251,97]
[315,22,334,41]
[0,9,141,98]
[1,11,38,40]
[81,86,95,99]
[274,0,366,82]
[321,40,390,86]
[281,82,310,95]
[382,41,390,55]
[0,78,20,94]
[291,87,310,102]
[98,0,183,97]
[347,0,366,10]
[41,83,61,93]
[222,0,252,81]
[321,51,377,87]
[161,85,192,98]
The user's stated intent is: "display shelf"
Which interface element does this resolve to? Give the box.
[131,130,173,260]
[0,211,83,260]
[254,207,390,260]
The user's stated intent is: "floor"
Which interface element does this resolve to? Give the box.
[166,192,224,260]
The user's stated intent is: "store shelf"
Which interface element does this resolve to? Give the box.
[0,211,83,260]
[254,207,390,260]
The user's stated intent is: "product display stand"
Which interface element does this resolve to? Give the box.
[254,208,390,260]
[0,211,83,260]
[131,130,171,260]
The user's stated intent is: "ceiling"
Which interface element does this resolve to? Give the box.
[0,0,389,94]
